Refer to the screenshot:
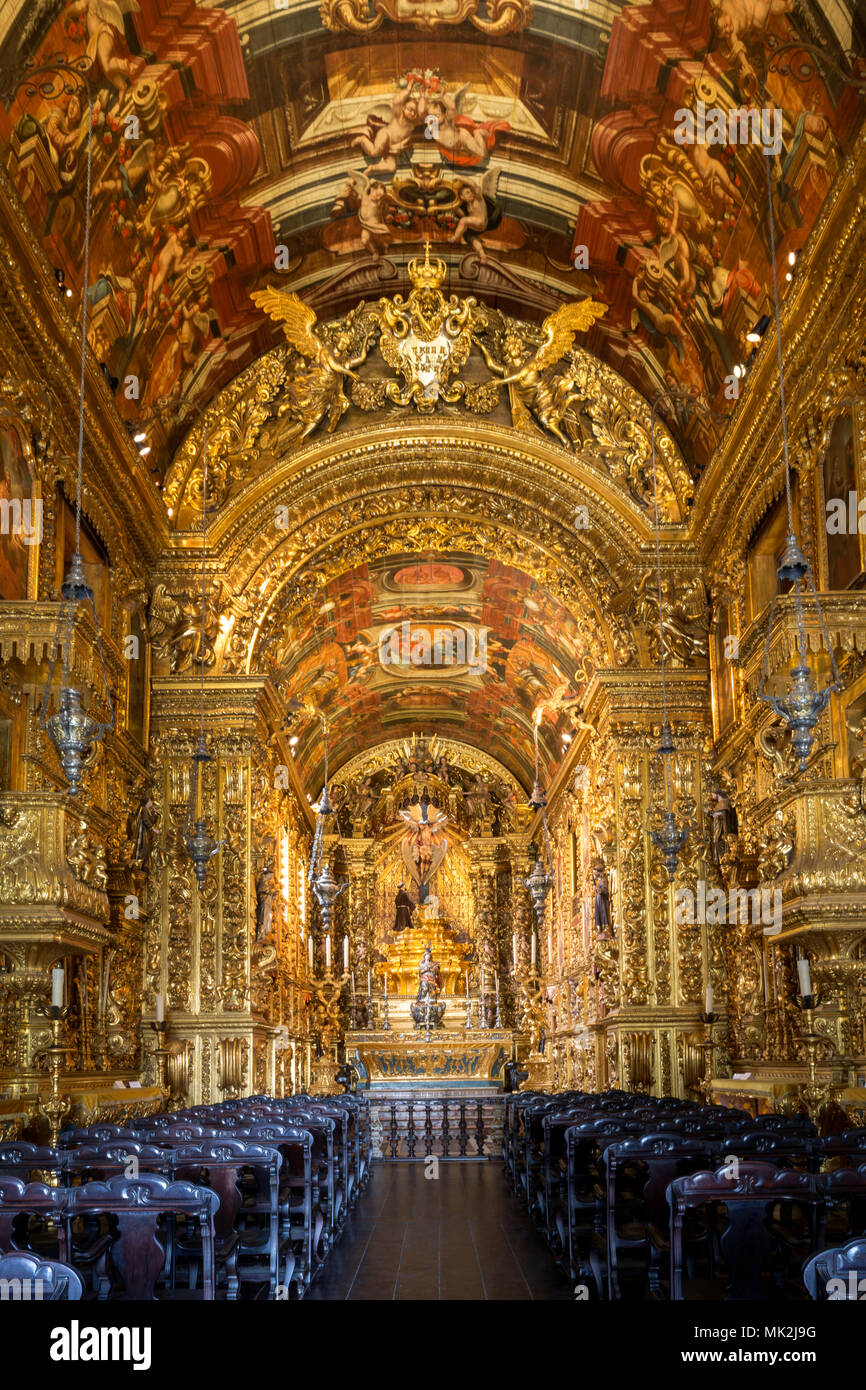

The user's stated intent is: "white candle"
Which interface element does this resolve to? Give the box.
[351,970,356,999]
[481,967,485,999]
[51,968,64,1007]
[531,933,537,968]
[548,932,553,965]
[705,985,713,1016]
[797,956,812,998]
[512,933,517,968]
[495,971,499,999]
[156,993,164,1023]
[343,935,349,972]
[367,968,371,997]
[308,936,314,972]
[101,955,111,1017]
[384,974,388,999]
[325,934,331,969]
[465,970,470,999]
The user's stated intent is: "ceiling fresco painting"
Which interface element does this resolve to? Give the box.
[253,552,594,786]
[0,0,862,485]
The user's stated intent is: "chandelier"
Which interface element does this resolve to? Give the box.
[183,420,222,888]
[524,712,554,927]
[39,98,114,794]
[646,404,691,881]
[308,719,347,949]
[756,93,842,765]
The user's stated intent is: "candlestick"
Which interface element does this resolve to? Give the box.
[51,967,64,1008]
[343,935,349,972]
[155,993,164,1023]
[797,956,812,1000]
[325,934,331,970]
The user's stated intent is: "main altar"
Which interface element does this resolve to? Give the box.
[347,909,512,1090]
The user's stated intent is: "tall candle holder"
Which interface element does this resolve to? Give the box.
[516,965,552,1091]
[796,994,839,1126]
[310,961,350,1095]
[697,1010,716,1104]
[149,1018,171,1098]
[36,1003,72,1158]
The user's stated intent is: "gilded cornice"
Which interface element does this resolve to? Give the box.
[0,164,168,577]
[694,120,866,573]
[330,735,522,795]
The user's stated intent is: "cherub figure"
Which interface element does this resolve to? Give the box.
[426,87,510,167]
[352,90,423,173]
[341,172,393,261]
[476,299,607,446]
[448,173,502,263]
[67,0,139,96]
[250,289,373,448]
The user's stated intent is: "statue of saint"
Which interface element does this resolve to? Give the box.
[255,865,276,942]
[393,881,415,933]
[127,790,157,873]
[416,944,442,1004]
[592,858,611,935]
[708,788,738,867]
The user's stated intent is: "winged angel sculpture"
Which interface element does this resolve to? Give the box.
[250,288,375,452]
[475,299,607,445]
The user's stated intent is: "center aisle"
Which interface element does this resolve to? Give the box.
[307,1162,573,1301]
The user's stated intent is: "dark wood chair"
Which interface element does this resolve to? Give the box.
[816,1165,866,1246]
[802,1237,866,1299]
[603,1133,722,1298]
[668,1162,822,1300]
[818,1129,866,1169]
[0,1142,62,1183]
[66,1173,220,1300]
[171,1141,288,1299]
[0,1249,84,1300]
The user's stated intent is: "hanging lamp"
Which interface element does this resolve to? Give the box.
[524,712,554,927]
[646,406,691,881]
[40,97,114,795]
[756,119,842,767]
[183,419,222,889]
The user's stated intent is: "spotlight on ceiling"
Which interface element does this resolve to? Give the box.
[562,732,572,744]
[746,315,771,344]
[134,431,147,443]
[289,735,299,746]
[788,250,798,266]
[785,271,793,281]
[139,445,151,457]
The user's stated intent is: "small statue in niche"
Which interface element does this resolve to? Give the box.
[592,857,612,936]
[255,864,277,943]
[127,788,158,873]
[708,787,738,868]
[482,992,497,1028]
[393,881,415,933]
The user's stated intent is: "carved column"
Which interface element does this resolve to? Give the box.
[149,676,307,1104]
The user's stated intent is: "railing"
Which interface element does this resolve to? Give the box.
[370,1097,504,1161]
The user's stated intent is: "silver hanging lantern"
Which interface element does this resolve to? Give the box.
[755,131,842,764]
[183,422,222,888]
[523,716,555,927]
[645,407,691,881]
[39,102,114,794]
[311,859,346,937]
[307,719,347,963]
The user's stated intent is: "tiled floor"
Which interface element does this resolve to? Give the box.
[307,1162,573,1301]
